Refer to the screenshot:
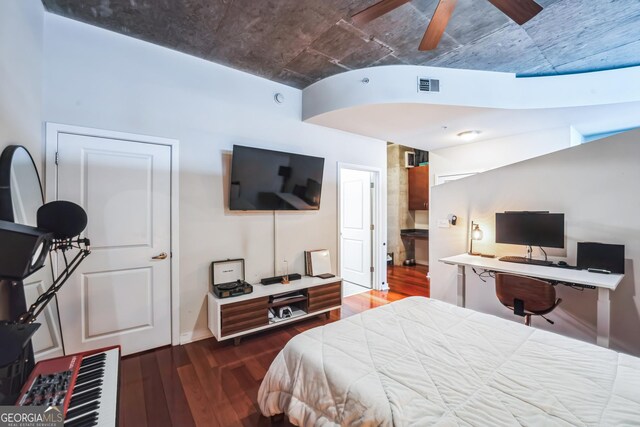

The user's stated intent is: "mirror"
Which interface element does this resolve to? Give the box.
[0,146,64,360]
[0,145,44,227]
[0,146,43,225]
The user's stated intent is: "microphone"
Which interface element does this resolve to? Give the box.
[37,201,88,240]
[16,201,92,325]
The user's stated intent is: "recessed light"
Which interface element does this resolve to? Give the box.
[274,93,285,104]
[457,130,481,141]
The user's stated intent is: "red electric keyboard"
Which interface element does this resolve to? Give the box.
[16,346,120,427]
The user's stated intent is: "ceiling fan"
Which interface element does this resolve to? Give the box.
[351,0,543,51]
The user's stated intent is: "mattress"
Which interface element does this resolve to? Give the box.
[257,297,640,426]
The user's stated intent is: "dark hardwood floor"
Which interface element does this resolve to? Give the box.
[387,264,429,297]
[119,266,430,427]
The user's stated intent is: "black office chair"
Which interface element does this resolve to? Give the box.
[495,273,562,326]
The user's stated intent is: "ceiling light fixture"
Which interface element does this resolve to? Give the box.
[457,130,482,141]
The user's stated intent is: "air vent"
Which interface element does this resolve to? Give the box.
[418,77,440,93]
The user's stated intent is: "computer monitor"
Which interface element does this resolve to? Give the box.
[495,212,565,249]
[577,242,625,274]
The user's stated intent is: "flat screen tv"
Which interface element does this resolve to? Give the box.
[495,211,565,248]
[229,145,325,211]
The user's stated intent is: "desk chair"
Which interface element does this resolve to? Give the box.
[495,273,562,326]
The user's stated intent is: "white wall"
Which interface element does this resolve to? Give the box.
[429,126,571,185]
[0,0,44,319]
[41,14,387,341]
[303,65,640,120]
[0,0,44,165]
[429,128,640,356]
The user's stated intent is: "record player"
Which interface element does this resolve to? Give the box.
[211,258,253,299]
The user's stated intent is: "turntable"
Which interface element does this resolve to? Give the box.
[213,279,253,299]
[211,258,253,299]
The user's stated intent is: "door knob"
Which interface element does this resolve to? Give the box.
[152,252,168,260]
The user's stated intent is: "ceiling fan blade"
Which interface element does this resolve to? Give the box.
[351,0,411,25]
[419,0,458,51]
[486,0,543,25]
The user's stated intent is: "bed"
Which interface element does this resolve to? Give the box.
[258,297,640,426]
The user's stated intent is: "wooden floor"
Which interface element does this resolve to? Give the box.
[387,264,429,298]
[118,266,429,427]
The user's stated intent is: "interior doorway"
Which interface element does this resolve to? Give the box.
[338,165,381,297]
[46,123,180,356]
[386,143,431,295]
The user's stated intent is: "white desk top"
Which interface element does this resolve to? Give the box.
[439,254,623,291]
[211,276,342,305]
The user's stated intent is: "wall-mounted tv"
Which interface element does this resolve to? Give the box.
[229,145,325,211]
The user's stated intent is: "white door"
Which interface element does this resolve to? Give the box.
[340,169,373,288]
[54,133,172,356]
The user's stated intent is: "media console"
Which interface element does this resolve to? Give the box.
[208,276,342,344]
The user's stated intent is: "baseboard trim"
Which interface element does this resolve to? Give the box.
[179,328,213,345]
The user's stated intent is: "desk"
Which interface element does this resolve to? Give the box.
[439,253,624,348]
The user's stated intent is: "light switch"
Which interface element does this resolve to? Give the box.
[438,219,450,228]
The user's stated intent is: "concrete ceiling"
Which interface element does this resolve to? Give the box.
[308,101,640,151]
[41,0,640,89]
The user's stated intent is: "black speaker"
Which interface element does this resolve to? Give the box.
[577,242,625,274]
[0,220,53,280]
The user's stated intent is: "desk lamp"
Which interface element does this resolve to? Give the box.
[469,222,483,256]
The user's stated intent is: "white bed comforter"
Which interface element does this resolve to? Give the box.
[258,297,640,426]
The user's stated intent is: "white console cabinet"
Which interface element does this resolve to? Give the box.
[208,277,342,344]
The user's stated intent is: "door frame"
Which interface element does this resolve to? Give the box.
[44,123,181,347]
[337,163,387,291]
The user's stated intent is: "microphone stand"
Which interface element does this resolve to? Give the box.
[0,237,89,404]
[17,237,91,325]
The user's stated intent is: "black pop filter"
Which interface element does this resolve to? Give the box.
[37,201,87,239]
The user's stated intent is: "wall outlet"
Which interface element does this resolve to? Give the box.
[438,219,450,228]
